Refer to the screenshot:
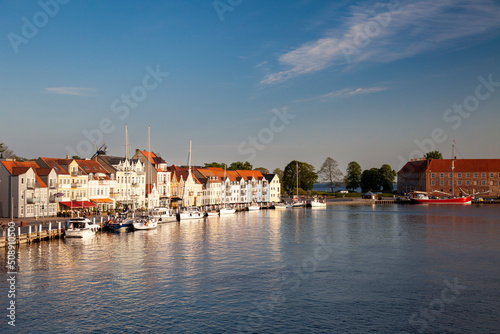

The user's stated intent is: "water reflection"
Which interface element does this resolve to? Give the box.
[1,205,499,333]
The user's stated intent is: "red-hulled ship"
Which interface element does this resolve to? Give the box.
[410,193,472,205]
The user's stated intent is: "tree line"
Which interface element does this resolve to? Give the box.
[271,158,397,194]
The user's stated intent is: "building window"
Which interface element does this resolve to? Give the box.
[458,180,462,185]
[490,173,494,178]
[431,173,435,178]
[466,173,470,178]
[457,173,461,178]
[449,181,452,186]
[440,180,444,185]
[482,180,486,186]
[440,173,444,178]
[431,180,435,185]
[482,173,486,178]
[466,181,470,185]
[474,173,478,178]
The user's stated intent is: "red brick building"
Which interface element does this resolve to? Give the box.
[398,158,500,197]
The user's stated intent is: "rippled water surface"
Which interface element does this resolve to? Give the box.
[1,205,500,333]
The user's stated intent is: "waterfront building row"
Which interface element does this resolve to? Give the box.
[0,152,281,218]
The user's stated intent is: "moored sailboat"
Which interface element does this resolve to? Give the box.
[410,143,471,205]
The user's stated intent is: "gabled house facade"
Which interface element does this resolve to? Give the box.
[133,150,171,207]
[97,156,146,210]
[263,173,281,203]
[0,160,57,218]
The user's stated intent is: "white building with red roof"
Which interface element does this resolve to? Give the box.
[0,160,57,218]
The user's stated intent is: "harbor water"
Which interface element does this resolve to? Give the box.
[1,205,500,333]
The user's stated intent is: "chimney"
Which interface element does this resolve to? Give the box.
[66,155,69,159]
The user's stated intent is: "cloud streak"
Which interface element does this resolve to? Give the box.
[323,87,387,98]
[261,0,500,85]
[44,87,97,96]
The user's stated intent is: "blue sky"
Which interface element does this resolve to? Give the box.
[1,0,500,174]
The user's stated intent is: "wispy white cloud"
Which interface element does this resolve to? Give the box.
[295,86,387,103]
[323,87,387,98]
[44,87,97,96]
[262,0,500,85]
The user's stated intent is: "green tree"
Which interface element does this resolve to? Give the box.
[345,161,362,191]
[318,157,343,192]
[255,167,269,174]
[204,162,227,169]
[282,160,318,192]
[360,168,381,192]
[71,155,82,159]
[424,151,443,160]
[379,164,397,191]
[273,168,284,181]
[0,143,14,159]
[229,161,253,170]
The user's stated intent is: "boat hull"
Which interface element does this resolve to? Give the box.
[220,208,236,215]
[178,209,204,220]
[65,229,97,238]
[133,221,158,230]
[411,196,472,204]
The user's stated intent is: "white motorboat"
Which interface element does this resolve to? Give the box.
[310,197,327,208]
[248,203,260,211]
[178,207,204,220]
[273,202,287,209]
[220,206,236,215]
[133,215,158,230]
[65,217,100,238]
[151,207,177,223]
[206,211,219,217]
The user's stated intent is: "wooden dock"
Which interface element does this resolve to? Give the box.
[0,222,65,248]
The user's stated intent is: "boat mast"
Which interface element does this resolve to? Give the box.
[148,125,151,211]
[296,161,299,199]
[124,123,130,211]
[451,142,455,197]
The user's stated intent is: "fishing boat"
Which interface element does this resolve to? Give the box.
[133,215,158,230]
[287,196,304,208]
[273,202,287,209]
[310,197,327,208]
[108,208,134,231]
[151,207,177,222]
[248,203,260,211]
[65,217,100,238]
[206,210,219,217]
[178,207,204,220]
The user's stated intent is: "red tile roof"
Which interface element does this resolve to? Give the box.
[37,157,70,175]
[140,151,157,164]
[399,159,500,174]
[1,161,48,187]
[236,170,264,180]
[75,159,109,175]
